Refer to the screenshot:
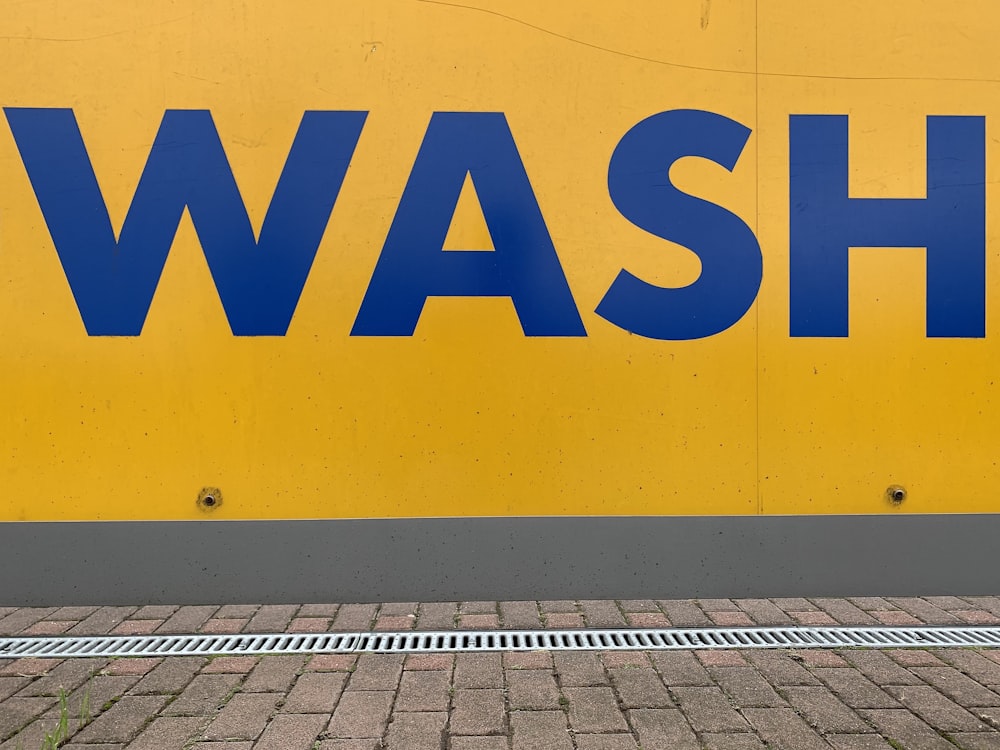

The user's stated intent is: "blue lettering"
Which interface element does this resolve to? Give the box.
[789,115,986,337]
[5,108,367,335]
[597,109,762,340]
[351,112,585,336]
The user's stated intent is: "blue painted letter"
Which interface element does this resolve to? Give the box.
[789,115,985,337]
[5,108,367,335]
[597,109,762,340]
[351,112,585,336]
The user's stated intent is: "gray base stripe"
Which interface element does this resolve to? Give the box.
[0,515,997,606]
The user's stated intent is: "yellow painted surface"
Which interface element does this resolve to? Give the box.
[0,0,997,521]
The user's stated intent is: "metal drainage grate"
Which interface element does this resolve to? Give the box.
[2,626,1000,659]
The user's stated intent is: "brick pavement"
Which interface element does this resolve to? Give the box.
[1,597,999,749]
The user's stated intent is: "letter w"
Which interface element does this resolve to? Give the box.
[5,108,367,335]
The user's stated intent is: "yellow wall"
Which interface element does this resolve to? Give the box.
[1,0,998,521]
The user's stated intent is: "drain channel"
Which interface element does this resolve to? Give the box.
[2,626,999,659]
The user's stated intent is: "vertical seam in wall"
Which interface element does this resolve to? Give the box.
[755,0,763,515]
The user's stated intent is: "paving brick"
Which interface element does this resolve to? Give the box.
[386,711,447,749]
[546,612,585,628]
[814,668,901,709]
[507,669,561,710]
[735,599,794,625]
[395,670,451,711]
[287,616,332,632]
[327,691,394,738]
[344,653,402,691]
[575,735,640,750]
[872,610,922,626]
[131,605,178,620]
[214,605,260,618]
[127,715,206,750]
[790,611,839,625]
[886,597,962,625]
[700,734,767,750]
[0,696,57,741]
[23,619,76,635]
[608,667,672,708]
[933,650,1000,684]
[451,689,505,735]
[73,695,169,743]
[190,744,252,750]
[782,685,872,733]
[744,651,821,686]
[132,657,205,694]
[618,599,659,613]
[884,685,989,731]
[500,601,542,629]
[202,692,280,740]
[673,687,749,732]
[948,733,1000,750]
[0,658,62,677]
[625,612,670,627]
[283,671,348,713]
[710,667,786,707]
[709,611,755,626]
[511,710,573,750]
[67,607,137,636]
[201,656,258,674]
[564,686,629,733]
[601,652,650,668]
[405,653,454,670]
[242,654,306,692]
[461,601,499,615]
[298,603,340,617]
[957,610,1000,624]
[374,615,415,631]
[658,599,713,626]
[962,598,1000,617]
[254,713,326,750]
[461,614,499,629]
[0,608,58,636]
[860,708,957,750]
[554,652,608,686]
[839,650,923,686]
[772,598,817,611]
[0,676,31,702]
[972,706,1000,729]
[650,651,713,686]
[849,597,895,611]
[379,602,418,617]
[699,599,741,611]
[887,650,945,668]
[61,745,124,750]
[538,600,578,613]
[455,653,502,689]
[50,606,101,621]
[627,708,700,750]
[812,599,879,625]
[697,650,749,667]
[317,741,380,750]
[792,650,849,667]
[825,735,896,750]
[16,658,104,696]
[331,604,378,631]
[922,596,970,611]
[63,674,140,723]
[308,654,357,672]
[244,604,299,633]
[415,602,459,630]
[579,600,627,627]
[450,738,509,750]
[164,673,242,715]
[911,666,1000,706]
[742,707,830,750]
[505,652,552,670]
[155,605,218,634]
[199,618,246,634]
[110,619,162,635]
